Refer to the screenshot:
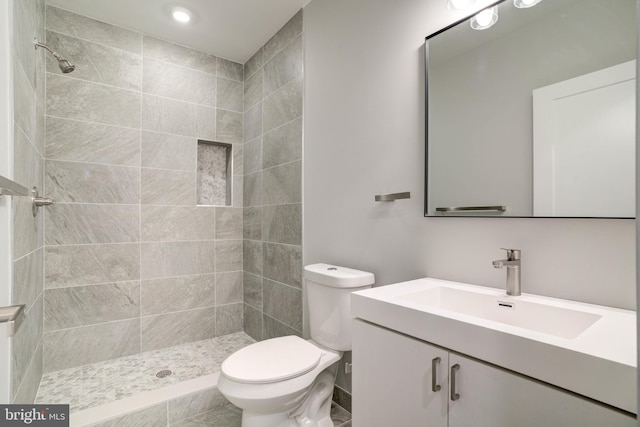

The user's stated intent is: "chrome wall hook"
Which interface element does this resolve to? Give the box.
[31,186,54,217]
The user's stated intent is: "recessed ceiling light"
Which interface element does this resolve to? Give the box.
[447,0,475,10]
[172,7,192,23]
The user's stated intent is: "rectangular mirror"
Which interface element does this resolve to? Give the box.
[425,0,636,217]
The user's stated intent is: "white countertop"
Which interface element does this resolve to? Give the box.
[352,278,637,414]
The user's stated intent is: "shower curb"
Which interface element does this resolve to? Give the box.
[70,372,221,426]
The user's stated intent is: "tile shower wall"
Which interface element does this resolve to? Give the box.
[242,11,304,340]
[11,0,45,403]
[43,6,244,372]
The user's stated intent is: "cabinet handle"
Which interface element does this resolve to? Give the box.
[450,364,461,401]
[431,357,441,392]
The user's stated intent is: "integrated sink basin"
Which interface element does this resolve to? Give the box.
[352,277,636,414]
[396,286,601,339]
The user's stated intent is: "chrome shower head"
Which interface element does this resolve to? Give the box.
[33,38,75,73]
[52,53,75,73]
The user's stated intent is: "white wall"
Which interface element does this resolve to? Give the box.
[303,0,635,311]
[0,0,13,405]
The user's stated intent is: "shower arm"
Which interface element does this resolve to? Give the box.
[33,38,75,73]
[33,38,63,60]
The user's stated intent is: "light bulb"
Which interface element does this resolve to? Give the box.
[448,0,475,10]
[172,7,191,23]
[475,9,493,26]
[514,0,542,8]
[470,6,498,30]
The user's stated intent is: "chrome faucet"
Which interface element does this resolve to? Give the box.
[492,248,521,296]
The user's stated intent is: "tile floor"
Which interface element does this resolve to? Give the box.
[172,402,352,427]
[36,332,255,411]
[35,331,353,426]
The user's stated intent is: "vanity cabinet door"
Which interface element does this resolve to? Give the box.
[352,319,448,427]
[448,353,636,427]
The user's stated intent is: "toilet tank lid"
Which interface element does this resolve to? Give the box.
[304,263,375,288]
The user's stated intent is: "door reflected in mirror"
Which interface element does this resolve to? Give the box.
[425,0,636,218]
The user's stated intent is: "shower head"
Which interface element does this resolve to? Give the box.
[52,54,75,74]
[33,39,75,73]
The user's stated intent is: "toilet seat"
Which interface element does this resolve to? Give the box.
[221,336,322,384]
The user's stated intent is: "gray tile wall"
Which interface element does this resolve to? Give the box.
[242,11,304,341]
[42,6,244,372]
[11,0,46,403]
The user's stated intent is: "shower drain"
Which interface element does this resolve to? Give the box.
[156,369,173,378]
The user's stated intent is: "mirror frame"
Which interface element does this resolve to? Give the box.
[423,0,636,219]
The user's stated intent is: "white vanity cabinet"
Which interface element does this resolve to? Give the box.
[352,319,636,427]
[352,318,448,427]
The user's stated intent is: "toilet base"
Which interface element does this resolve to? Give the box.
[240,409,334,427]
[238,368,338,427]
[242,411,293,427]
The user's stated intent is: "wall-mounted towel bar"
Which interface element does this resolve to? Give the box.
[0,174,29,197]
[0,304,25,337]
[375,192,411,202]
[436,205,506,213]
[0,174,54,216]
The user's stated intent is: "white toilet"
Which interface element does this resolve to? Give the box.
[217,263,374,427]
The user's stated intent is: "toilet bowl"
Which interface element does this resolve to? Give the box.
[217,264,375,427]
[218,336,341,427]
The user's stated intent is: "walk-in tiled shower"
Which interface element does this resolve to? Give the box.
[9,1,311,424]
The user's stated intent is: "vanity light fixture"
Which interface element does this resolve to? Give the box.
[514,0,543,8]
[447,0,475,10]
[470,6,498,30]
[171,6,192,23]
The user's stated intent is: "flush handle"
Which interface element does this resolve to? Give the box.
[431,357,441,392]
[450,364,461,401]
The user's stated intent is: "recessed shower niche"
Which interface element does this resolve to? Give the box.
[197,140,233,206]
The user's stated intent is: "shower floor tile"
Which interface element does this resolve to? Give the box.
[35,332,255,412]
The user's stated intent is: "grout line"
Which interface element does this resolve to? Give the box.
[14,115,44,166]
[262,115,302,138]
[44,241,139,248]
[43,316,140,335]
[47,71,225,111]
[46,280,140,290]
[12,245,41,264]
[144,55,219,79]
[45,112,139,131]
[140,165,196,173]
[216,106,244,115]
[140,305,220,320]
[262,278,302,293]
[48,202,141,206]
[46,71,142,96]
[45,239,241,248]
[262,313,302,335]
[12,336,44,403]
[46,271,243,291]
[262,27,304,67]
[244,202,302,209]
[45,158,140,170]
[139,56,144,356]
[261,75,302,104]
[45,6,145,53]
[243,239,302,249]
[14,53,38,97]
[245,157,301,176]
[44,114,140,131]
[42,301,230,336]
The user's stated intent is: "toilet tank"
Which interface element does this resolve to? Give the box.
[304,263,375,351]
